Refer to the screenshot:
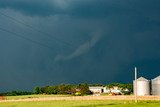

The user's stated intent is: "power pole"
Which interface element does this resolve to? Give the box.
[135,67,138,103]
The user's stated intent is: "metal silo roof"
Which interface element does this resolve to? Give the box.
[137,77,149,81]
[152,75,160,81]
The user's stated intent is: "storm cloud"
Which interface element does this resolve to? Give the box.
[0,0,109,17]
[0,0,160,91]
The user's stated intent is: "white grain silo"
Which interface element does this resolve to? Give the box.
[133,77,150,96]
[151,76,160,95]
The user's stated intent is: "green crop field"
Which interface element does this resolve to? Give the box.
[1,100,160,107]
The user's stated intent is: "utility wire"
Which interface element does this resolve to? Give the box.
[0,11,73,47]
[0,27,55,50]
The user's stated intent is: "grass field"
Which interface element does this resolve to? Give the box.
[1,100,160,107]
[5,94,70,100]
[0,95,160,107]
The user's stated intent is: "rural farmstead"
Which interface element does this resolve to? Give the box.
[89,86,129,95]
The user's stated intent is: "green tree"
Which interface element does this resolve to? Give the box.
[47,86,58,94]
[33,87,42,94]
[77,83,92,95]
[57,84,76,94]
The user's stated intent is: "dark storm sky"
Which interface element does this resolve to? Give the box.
[0,0,160,91]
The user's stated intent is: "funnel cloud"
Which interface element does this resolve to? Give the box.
[55,32,103,61]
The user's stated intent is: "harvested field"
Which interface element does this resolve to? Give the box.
[0,95,160,107]
[0,97,160,107]
[0,95,160,102]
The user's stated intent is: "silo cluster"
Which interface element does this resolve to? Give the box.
[133,76,160,96]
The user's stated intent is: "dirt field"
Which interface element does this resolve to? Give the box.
[0,95,160,102]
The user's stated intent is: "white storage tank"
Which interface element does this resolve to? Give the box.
[133,77,150,96]
[151,76,160,95]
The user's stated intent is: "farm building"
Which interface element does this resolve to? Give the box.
[89,86,129,95]
[103,87,110,93]
[151,76,160,95]
[109,86,121,94]
[89,87,104,94]
[133,77,150,96]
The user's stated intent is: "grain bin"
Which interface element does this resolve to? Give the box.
[133,77,150,96]
[151,76,160,95]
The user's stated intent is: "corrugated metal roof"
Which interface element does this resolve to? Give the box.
[137,77,149,81]
[152,75,160,81]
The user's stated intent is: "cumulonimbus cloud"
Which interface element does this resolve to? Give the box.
[0,0,110,17]
[54,31,103,61]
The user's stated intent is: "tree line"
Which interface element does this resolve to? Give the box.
[0,91,33,96]
[0,83,133,96]
[33,83,92,96]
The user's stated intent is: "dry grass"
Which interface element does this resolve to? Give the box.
[0,95,160,102]
[0,95,160,107]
